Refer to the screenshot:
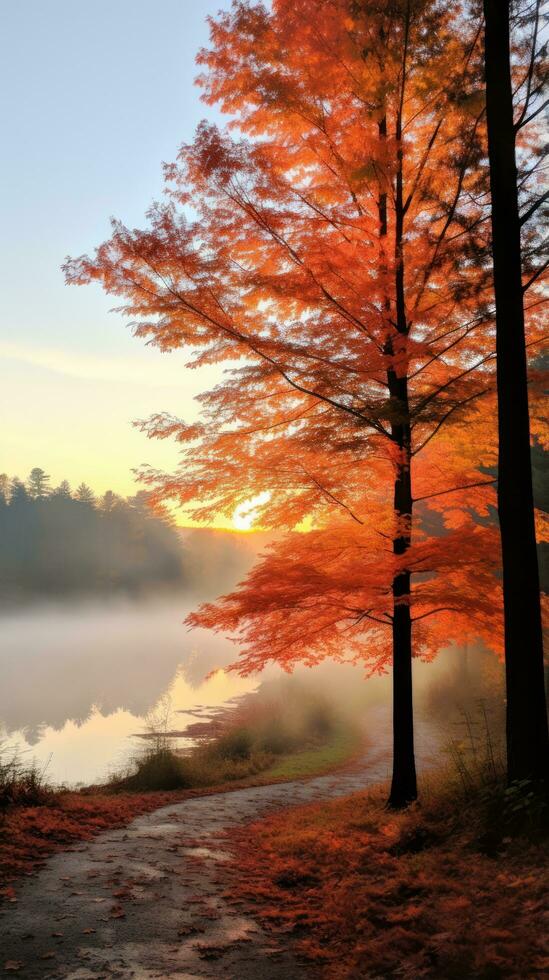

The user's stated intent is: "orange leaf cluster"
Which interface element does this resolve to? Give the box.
[64,0,546,679]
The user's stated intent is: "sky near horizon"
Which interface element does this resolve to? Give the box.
[0,0,233,519]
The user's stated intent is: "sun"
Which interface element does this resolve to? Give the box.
[232,492,270,531]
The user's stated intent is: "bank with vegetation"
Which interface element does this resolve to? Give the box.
[0,682,362,891]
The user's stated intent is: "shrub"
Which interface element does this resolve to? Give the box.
[441,702,547,845]
[116,746,188,792]
[211,726,254,761]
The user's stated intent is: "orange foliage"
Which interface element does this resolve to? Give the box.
[191,516,503,675]
[64,0,545,678]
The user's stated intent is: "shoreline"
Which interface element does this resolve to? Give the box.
[0,724,366,893]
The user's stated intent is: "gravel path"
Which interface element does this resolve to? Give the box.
[0,708,441,979]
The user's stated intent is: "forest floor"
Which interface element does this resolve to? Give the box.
[0,704,437,979]
[0,709,545,979]
[228,774,548,979]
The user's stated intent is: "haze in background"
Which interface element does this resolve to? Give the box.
[1,582,500,788]
[0,528,275,785]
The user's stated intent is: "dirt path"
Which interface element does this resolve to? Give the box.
[0,709,441,979]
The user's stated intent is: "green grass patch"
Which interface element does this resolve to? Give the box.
[263,726,361,781]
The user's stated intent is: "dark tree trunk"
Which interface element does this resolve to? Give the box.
[388,413,417,809]
[377,109,418,809]
[483,0,549,783]
[384,94,417,809]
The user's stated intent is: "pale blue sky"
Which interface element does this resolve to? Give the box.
[0,0,231,505]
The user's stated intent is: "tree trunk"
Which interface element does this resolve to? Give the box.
[384,92,417,808]
[388,421,417,808]
[377,106,418,808]
[483,0,549,783]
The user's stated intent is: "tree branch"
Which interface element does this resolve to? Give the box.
[412,387,491,456]
[520,190,549,227]
[411,606,462,623]
[412,351,495,419]
[299,465,365,525]
[516,97,549,131]
[522,258,549,293]
[413,479,496,503]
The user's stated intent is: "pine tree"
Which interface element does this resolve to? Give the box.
[75,483,96,506]
[101,490,120,513]
[0,473,9,508]
[27,467,51,499]
[53,480,72,498]
[10,478,30,505]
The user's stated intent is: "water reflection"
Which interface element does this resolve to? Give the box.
[1,596,496,787]
[0,596,257,785]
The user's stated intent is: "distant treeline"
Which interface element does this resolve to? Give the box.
[0,469,185,599]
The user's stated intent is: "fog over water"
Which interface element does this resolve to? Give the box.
[1,590,497,787]
[0,596,259,785]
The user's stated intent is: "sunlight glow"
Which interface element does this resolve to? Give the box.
[232,492,270,531]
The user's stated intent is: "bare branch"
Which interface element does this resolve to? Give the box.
[516,96,549,131]
[520,190,549,226]
[522,258,549,292]
[413,479,496,503]
[299,465,365,525]
[514,0,542,129]
[350,609,393,628]
[411,606,463,622]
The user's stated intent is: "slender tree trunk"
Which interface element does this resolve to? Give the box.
[388,410,417,808]
[378,97,417,808]
[387,217,416,807]
[483,0,549,783]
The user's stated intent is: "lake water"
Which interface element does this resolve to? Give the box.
[0,596,258,786]
[1,595,484,788]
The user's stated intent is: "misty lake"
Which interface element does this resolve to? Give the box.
[0,596,259,786]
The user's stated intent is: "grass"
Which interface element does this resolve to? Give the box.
[0,744,53,809]
[263,726,361,781]
[110,718,360,792]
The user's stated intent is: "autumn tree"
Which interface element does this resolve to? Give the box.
[481,0,549,783]
[66,0,511,806]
